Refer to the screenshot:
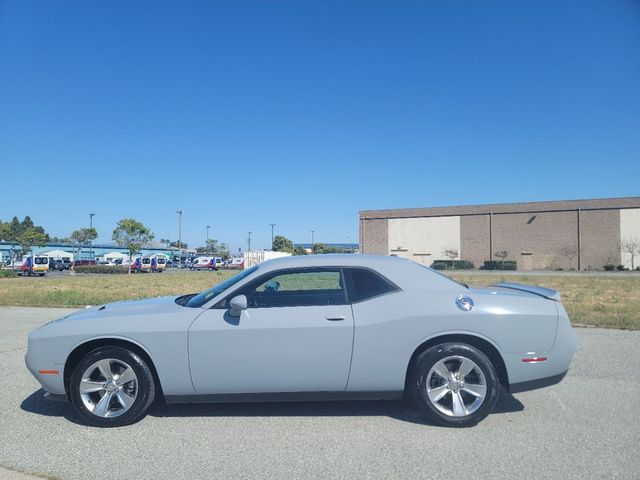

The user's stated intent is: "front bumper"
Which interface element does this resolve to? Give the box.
[25,331,66,395]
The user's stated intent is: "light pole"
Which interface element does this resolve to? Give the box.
[248,232,252,252]
[206,225,210,252]
[177,210,183,268]
[311,230,315,253]
[269,224,276,249]
[89,213,95,260]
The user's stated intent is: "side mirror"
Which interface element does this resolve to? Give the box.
[228,295,247,317]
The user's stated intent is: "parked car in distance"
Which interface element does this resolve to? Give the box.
[74,260,97,267]
[25,255,577,428]
[49,259,65,272]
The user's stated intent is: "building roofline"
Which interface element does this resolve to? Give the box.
[359,196,640,220]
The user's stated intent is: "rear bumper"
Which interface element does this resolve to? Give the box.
[504,305,576,391]
[509,369,568,393]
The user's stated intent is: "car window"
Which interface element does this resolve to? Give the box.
[186,266,258,308]
[345,268,397,302]
[240,269,347,308]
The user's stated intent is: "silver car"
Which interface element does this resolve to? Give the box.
[25,255,576,428]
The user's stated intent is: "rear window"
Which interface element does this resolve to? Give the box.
[34,257,48,264]
[345,268,397,302]
[142,259,151,264]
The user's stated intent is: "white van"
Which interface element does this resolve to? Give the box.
[190,257,220,271]
[9,256,50,276]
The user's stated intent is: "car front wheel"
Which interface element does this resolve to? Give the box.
[410,343,499,427]
[69,346,155,427]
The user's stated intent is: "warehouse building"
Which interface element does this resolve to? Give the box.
[359,197,640,271]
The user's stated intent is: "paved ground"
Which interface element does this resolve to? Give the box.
[0,307,638,480]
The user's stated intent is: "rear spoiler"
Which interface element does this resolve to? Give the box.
[491,282,561,301]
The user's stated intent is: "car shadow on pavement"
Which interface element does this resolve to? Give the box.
[21,387,524,427]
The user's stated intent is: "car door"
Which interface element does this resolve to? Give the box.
[188,267,355,394]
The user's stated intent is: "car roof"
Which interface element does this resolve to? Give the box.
[256,254,411,270]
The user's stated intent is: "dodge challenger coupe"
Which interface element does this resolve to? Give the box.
[26,255,576,428]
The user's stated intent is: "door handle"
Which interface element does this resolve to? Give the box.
[325,315,346,321]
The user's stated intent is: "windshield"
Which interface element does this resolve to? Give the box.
[186,266,258,308]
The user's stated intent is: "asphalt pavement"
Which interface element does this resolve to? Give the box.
[0,307,638,479]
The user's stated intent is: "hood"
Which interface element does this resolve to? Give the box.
[484,282,561,301]
[53,295,181,324]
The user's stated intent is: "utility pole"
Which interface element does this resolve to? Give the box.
[269,224,276,249]
[206,225,211,253]
[89,213,95,261]
[248,232,252,252]
[177,210,183,268]
[311,230,315,253]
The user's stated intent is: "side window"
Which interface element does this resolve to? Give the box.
[345,268,397,302]
[240,269,347,308]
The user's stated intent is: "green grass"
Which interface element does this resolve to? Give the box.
[0,270,638,330]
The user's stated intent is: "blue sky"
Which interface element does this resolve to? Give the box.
[1,1,639,251]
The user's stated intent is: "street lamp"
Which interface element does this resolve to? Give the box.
[89,213,95,260]
[177,210,183,268]
[206,225,211,253]
[248,232,252,252]
[311,230,315,252]
[269,224,276,248]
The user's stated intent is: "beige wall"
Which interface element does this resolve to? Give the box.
[388,216,460,265]
[621,208,640,269]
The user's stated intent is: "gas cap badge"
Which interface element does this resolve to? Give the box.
[455,295,474,311]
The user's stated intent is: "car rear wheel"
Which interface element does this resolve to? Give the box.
[69,346,155,427]
[410,343,498,427]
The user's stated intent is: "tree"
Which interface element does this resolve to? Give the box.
[622,238,640,270]
[293,245,308,256]
[170,240,188,249]
[559,245,578,270]
[69,228,98,270]
[494,250,508,269]
[442,249,459,269]
[112,218,154,273]
[272,235,294,253]
[0,216,49,260]
[311,243,346,254]
[197,239,231,261]
[218,243,231,261]
[17,227,49,258]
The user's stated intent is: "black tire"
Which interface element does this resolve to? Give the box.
[69,346,156,427]
[410,343,499,428]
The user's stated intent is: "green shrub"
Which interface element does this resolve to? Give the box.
[430,260,474,270]
[616,265,626,271]
[0,269,17,278]
[603,264,615,271]
[480,260,517,270]
[74,265,129,274]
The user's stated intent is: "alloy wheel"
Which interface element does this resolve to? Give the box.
[426,355,487,417]
[79,358,138,418]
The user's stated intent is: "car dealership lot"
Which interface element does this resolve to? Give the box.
[1,308,638,480]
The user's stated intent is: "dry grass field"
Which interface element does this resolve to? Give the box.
[450,273,640,330]
[0,270,638,329]
[0,271,236,308]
